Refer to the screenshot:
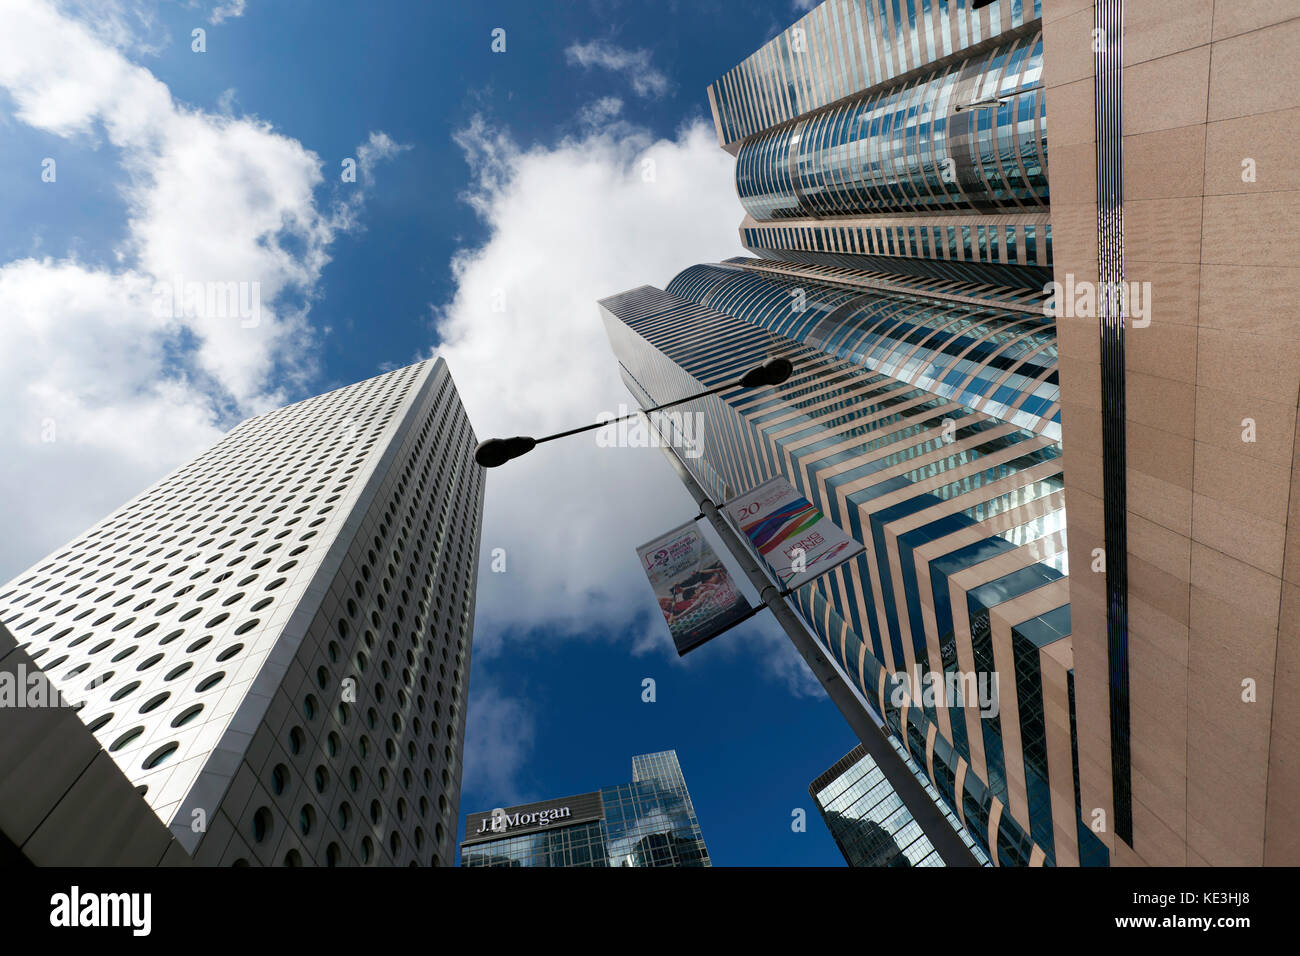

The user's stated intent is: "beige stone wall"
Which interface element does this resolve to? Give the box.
[1044,0,1300,866]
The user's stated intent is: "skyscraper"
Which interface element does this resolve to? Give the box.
[601,0,1069,853]
[810,735,990,867]
[0,357,484,866]
[602,0,1298,868]
[601,268,1066,866]
[460,750,711,867]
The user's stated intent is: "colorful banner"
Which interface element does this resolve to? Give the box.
[636,521,753,656]
[724,477,864,591]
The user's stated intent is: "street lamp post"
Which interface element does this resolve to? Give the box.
[651,431,983,868]
[473,356,794,468]
[474,350,981,866]
[953,84,1043,112]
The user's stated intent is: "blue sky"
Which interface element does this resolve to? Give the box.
[0,0,855,865]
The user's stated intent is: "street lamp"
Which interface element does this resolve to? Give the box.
[953,96,1008,112]
[953,84,1043,112]
[473,356,794,468]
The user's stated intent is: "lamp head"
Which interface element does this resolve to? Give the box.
[474,436,537,468]
[739,356,795,389]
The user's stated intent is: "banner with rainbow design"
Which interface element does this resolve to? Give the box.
[723,476,864,591]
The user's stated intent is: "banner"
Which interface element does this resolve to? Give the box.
[636,521,753,656]
[724,476,864,591]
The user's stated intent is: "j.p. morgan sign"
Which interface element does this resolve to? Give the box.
[463,792,604,845]
[477,806,571,834]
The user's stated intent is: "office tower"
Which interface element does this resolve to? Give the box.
[710,0,1052,295]
[604,0,1299,868]
[0,358,484,867]
[601,273,1070,867]
[599,0,1053,870]
[460,750,711,867]
[811,736,990,867]
[601,0,1070,859]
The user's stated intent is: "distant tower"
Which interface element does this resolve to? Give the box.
[0,357,484,866]
[810,740,990,867]
[461,750,712,867]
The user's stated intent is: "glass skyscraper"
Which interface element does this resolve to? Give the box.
[811,735,990,867]
[0,358,483,866]
[603,0,1300,868]
[460,750,711,867]
[601,0,1082,869]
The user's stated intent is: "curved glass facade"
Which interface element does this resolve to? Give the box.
[741,218,1054,274]
[735,32,1046,219]
[709,0,1045,148]
[666,263,1060,439]
[600,281,1069,866]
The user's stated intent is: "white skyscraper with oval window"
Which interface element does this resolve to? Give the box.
[0,357,484,866]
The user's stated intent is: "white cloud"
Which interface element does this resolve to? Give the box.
[216,87,239,114]
[210,0,247,25]
[0,258,226,570]
[0,0,399,578]
[52,0,169,56]
[564,40,672,98]
[431,112,821,707]
[333,131,412,233]
[434,114,741,644]
[576,95,624,130]
[748,616,826,698]
[461,683,536,806]
[354,131,411,188]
